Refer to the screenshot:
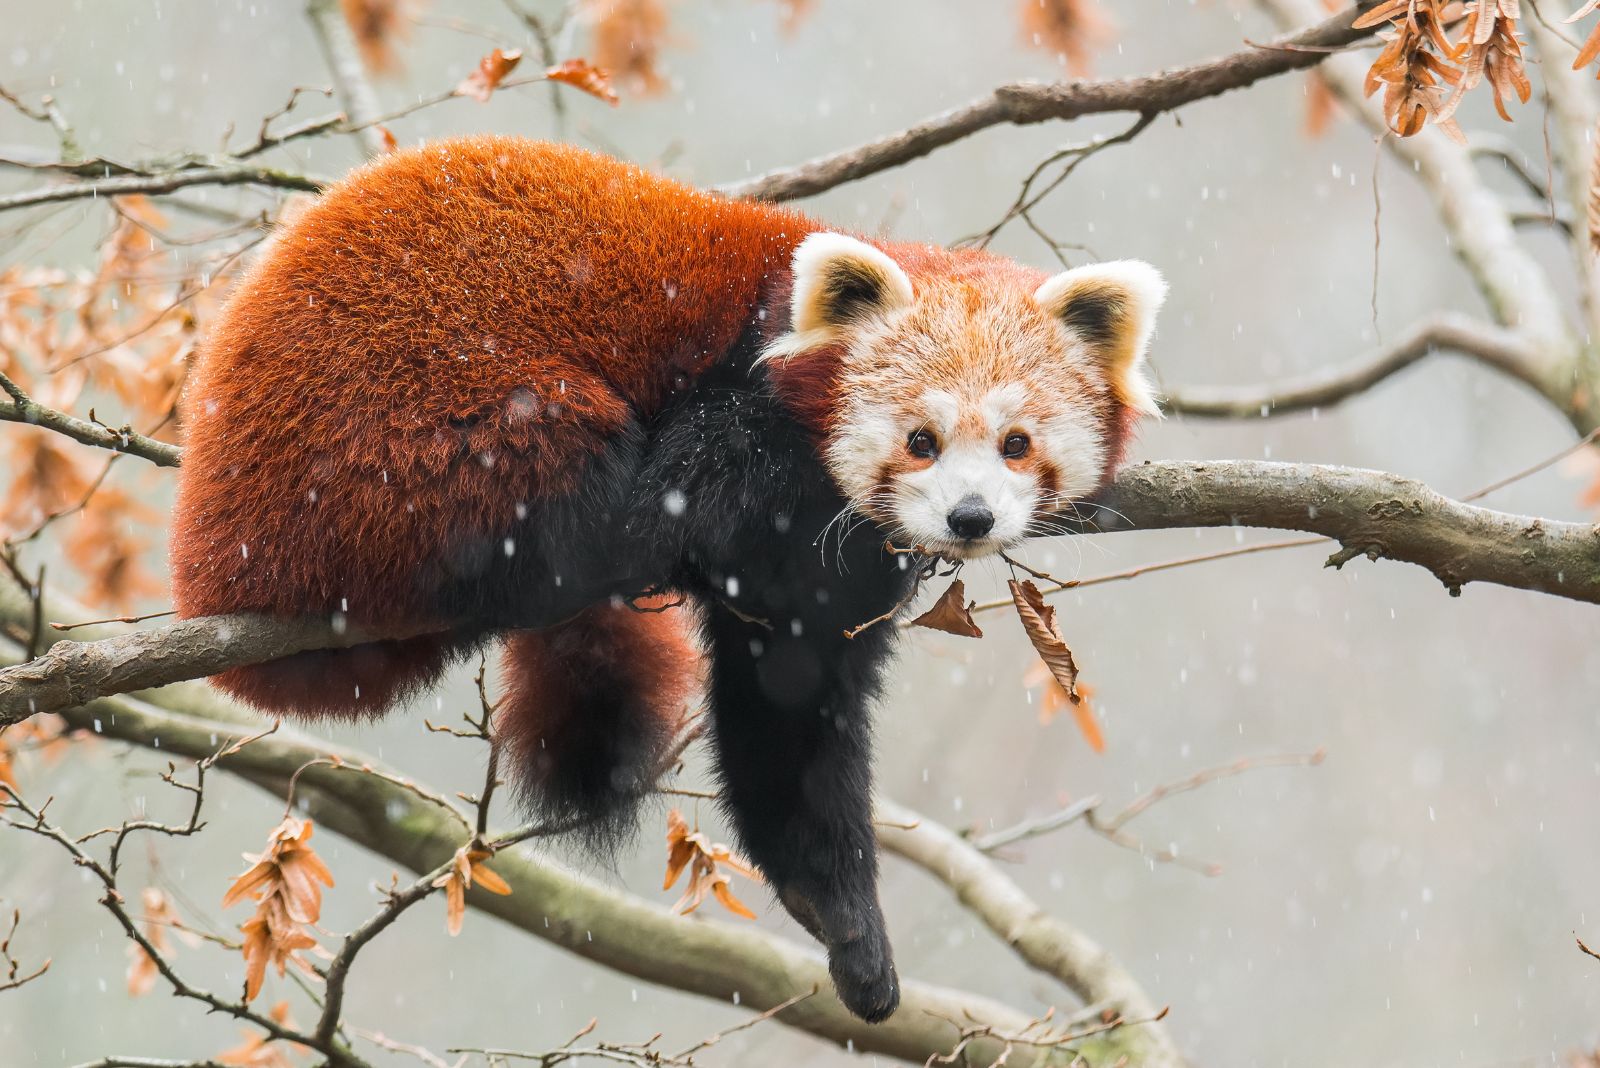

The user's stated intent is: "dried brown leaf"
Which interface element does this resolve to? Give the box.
[431,844,512,936]
[909,579,983,638]
[545,58,620,106]
[584,0,671,96]
[1018,0,1114,77]
[1010,579,1105,751]
[217,1001,305,1068]
[341,0,415,75]
[456,48,524,103]
[1303,70,1338,138]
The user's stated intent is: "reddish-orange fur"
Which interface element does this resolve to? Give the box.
[175,139,811,629]
[497,597,697,817]
[173,136,1135,719]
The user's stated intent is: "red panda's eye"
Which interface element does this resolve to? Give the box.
[1002,433,1030,459]
[907,430,939,459]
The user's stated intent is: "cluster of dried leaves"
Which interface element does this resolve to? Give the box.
[222,816,335,1002]
[1,196,236,607]
[663,808,761,918]
[909,575,1105,752]
[1354,0,1529,141]
[345,0,1107,99]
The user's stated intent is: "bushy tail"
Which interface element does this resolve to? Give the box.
[496,598,700,844]
[212,635,465,719]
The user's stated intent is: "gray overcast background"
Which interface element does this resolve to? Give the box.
[3,2,1598,1066]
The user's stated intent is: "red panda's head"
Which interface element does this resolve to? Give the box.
[763,232,1165,560]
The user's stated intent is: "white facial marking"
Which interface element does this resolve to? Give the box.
[885,386,1036,558]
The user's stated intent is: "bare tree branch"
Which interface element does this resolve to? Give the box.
[0,162,323,213]
[4,460,1594,728]
[718,2,1383,202]
[0,610,441,726]
[1161,314,1541,418]
[0,370,181,467]
[874,799,1184,1067]
[1257,0,1583,419]
[1078,460,1599,600]
[0,666,1146,1068]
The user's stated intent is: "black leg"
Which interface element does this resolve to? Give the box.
[702,603,903,1022]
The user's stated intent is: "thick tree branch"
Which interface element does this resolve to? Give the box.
[1161,314,1541,418]
[0,663,1143,1068]
[0,610,439,726]
[719,2,1383,202]
[0,370,182,467]
[3,460,1594,728]
[1077,460,1599,600]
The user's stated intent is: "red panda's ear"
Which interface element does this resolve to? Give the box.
[785,232,913,342]
[1033,260,1166,418]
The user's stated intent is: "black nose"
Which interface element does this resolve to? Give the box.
[946,495,995,540]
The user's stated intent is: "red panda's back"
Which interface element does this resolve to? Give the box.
[173,137,810,621]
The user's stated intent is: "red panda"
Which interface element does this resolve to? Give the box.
[170,136,1164,1022]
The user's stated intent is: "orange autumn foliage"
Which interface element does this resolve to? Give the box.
[431,844,513,936]
[222,817,334,1001]
[545,58,620,106]
[1018,0,1114,77]
[583,0,671,96]
[663,809,760,919]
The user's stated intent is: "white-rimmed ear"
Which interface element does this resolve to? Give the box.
[1034,260,1166,417]
[788,232,913,336]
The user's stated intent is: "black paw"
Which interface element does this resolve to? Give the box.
[828,936,900,1023]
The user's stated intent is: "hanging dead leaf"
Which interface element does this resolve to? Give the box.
[1569,0,1600,74]
[1018,0,1115,77]
[909,579,983,638]
[341,0,413,75]
[1023,663,1105,751]
[431,844,513,936]
[773,0,815,34]
[217,1001,306,1068]
[223,816,334,1001]
[126,886,197,996]
[1066,682,1104,753]
[1009,579,1079,698]
[662,808,761,919]
[1303,71,1337,138]
[0,716,74,795]
[545,58,620,106]
[583,0,671,96]
[456,48,524,103]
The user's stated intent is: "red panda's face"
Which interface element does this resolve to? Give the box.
[765,234,1165,560]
